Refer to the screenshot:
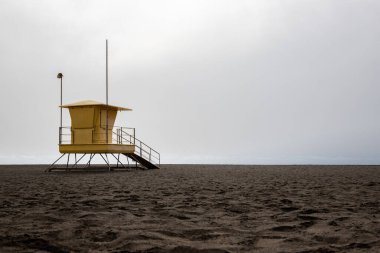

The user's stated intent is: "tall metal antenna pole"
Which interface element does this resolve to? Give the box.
[106,39,109,144]
[106,39,108,105]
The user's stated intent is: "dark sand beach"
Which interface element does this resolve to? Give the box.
[0,165,379,252]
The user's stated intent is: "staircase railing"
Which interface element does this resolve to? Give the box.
[115,128,160,166]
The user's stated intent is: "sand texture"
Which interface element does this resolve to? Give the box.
[0,165,379,252]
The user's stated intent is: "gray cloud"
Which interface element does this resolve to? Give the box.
[0,0,379,164]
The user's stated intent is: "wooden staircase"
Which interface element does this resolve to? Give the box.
[123,153,160,170]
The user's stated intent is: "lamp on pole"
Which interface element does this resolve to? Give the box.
[57,73,63,128]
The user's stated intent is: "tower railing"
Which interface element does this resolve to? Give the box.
[58,127,71,144]
[58,126,134,145]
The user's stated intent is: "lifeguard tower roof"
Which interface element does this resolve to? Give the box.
[61,100,132,111]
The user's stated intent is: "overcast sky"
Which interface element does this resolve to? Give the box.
[0,0,379,164]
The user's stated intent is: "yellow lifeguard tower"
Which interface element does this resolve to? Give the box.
[48,41,160,171]
[47,99,160,171]
[48,99,160,171]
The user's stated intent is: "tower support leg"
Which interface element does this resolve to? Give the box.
[48,152,141,172]
[66,154,71,171]
[71,154,87,168]
[111,153,126,169]
[46,153,66,172]
[87,154,94,167]
[99,153,110,170]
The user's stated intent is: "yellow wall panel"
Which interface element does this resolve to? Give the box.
[69,108,95,128]
[73,129,93,144]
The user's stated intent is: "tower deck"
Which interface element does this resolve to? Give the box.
[59,144,135,154]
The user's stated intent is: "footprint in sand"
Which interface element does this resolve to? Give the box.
[271,225,297,232]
